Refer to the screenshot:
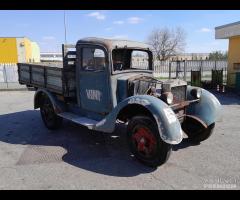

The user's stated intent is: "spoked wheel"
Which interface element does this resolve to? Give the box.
[127,116,172,168]
[40,95,62,130]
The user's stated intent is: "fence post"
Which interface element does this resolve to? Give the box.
[200,60,203,81]
[169,61,171,79]
[3,64,8,88]
[184,60,186,81]
[176,60,180,79]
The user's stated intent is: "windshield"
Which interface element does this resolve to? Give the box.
[112,49,151,71]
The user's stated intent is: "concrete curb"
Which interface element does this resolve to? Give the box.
[0,88,29,92]
[0,82,29,91]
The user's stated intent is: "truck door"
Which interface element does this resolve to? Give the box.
[77,45,112,115]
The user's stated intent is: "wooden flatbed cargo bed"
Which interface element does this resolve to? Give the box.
[18,62,60,92]
[18,45,76,97]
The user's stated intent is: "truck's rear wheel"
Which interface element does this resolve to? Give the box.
[40,95,62,130]
[127,116,172,168]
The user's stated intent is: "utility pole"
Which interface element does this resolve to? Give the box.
[64,10,67,45]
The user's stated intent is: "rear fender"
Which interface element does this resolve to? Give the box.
[34,89,66,114]
[94,95,183,145]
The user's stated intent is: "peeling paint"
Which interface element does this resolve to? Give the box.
[163,108,177,124]
[128,97,150,106]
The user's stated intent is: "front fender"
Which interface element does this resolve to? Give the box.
[34,89,66,114]
[94,95,183,145]
[186,86,222,126]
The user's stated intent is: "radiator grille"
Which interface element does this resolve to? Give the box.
[171,85,186,104]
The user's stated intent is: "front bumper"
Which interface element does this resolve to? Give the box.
[170,86,221,127]
[170,99,200,123]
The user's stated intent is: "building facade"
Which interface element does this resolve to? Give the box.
[215,21,240,87]
[30,42,40,62]
[169,53,210,61]
[0,37,40,63]
[40,52,63,62]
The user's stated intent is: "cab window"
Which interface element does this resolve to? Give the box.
[131,50,149,70]
[82,48,106,71]
[112,49,150,71]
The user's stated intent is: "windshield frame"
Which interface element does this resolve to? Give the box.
[111,48,153,75]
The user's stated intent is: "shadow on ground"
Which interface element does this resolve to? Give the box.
[209,91,240,105]
[172,138,200,151]
[0,110,156,177]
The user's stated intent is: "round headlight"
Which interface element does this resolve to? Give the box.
[191,88,202,99]
[162,92,173,105]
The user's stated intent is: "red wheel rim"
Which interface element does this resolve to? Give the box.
[132,127,157,158]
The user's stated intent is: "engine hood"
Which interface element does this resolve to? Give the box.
[116,73,187,103]
[116,73,153,103]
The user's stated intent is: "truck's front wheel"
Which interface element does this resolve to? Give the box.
[183,122,215,143]
[40,95,62,130]
[127,116,172,168]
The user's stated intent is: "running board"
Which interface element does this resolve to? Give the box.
[57,112,99,130]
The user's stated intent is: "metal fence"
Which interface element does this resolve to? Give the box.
[0,63,19,83]
[153,60,228,83]
[0,60,228,84]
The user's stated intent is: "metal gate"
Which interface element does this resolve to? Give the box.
[191,70,201,87]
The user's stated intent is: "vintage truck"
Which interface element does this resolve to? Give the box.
[18,38,221,167]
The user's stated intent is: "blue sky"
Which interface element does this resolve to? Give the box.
[0,10,240,53]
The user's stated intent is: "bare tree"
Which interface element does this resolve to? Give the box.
[147,27,186,61]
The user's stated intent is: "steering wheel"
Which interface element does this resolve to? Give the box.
[115,63,123,71]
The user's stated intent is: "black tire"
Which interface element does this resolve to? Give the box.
[127,115,172,168]
[183,122,215,143]
[40,95,62,130]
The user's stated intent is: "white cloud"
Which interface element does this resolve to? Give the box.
[110,35,128,39]
[199,28,212,33]
[127,17,143,24]
[113,20,124,25]
[87,12,106,20]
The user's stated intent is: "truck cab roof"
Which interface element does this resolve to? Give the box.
[76,37,151,51]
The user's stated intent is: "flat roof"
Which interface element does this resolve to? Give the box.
[215,21,240,39]
[77,37,150,50]
[215,21,240,30]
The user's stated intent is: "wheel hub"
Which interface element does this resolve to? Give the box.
[132,127,157,157]
[41,102,54,122]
